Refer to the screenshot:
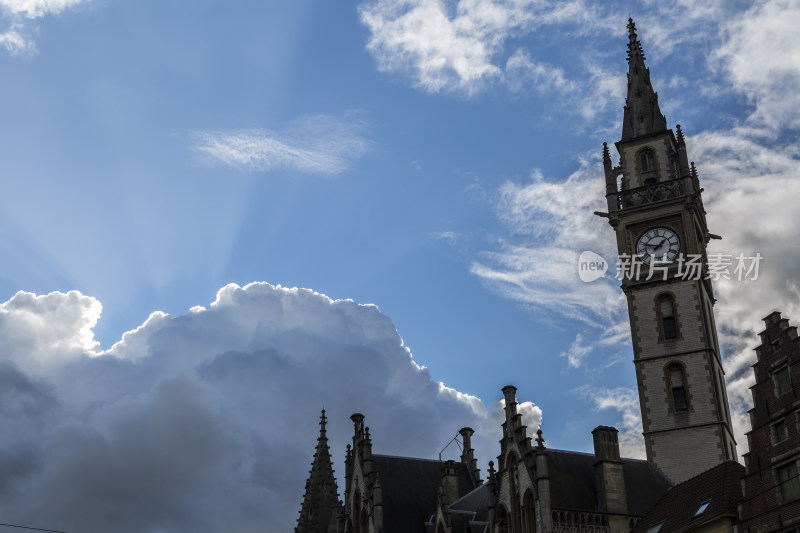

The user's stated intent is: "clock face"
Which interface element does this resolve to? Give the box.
[636,227,680,265]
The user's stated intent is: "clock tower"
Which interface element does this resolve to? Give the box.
[600,19,736,484]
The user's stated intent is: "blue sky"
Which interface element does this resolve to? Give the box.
[0,0,798,530]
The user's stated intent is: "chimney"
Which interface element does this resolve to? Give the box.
[459,427,481,485]
[592,426,628,530]
[593,425,621,461]
[350,413,365,440]
[440,460,460,507]
[502,385,518,421]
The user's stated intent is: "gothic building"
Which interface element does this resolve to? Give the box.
[295,19,800,533]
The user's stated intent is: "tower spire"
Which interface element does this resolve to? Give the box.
[295,409,340,533]
[622,18,667,141]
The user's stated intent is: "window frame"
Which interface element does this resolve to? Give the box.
[775,365,792,397]
[666,362,690,413]
[655,293,679,342]
[776,461,800,503]
[772,419,789,445]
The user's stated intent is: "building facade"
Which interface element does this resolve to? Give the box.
[739,313,800,532]
[295,19,800,533]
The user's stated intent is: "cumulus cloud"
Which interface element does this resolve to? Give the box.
[0,284,528,532]
[193,114,370,175]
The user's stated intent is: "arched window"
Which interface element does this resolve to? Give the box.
[657,294,678,340]
[497,505,510,533]
[523,490,536,533]
[641,149,655,173]
[667,362,689,412]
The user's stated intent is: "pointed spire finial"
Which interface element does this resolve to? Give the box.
[676,124,685,144]
[621,19,666,141]
[627,17,645,62]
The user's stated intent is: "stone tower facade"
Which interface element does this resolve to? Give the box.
[600,19,736,484]
[295,410,341,533]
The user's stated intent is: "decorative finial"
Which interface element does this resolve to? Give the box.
[603,142,611,162]
[676,124,685,144]
[626,17,645,61]
[535,428,545,450]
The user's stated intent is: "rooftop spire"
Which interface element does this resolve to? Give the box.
[621,18,667,141]
[295,409,339,533]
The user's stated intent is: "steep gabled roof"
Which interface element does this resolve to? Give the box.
[448,483,490,522]
[631,460,744,533]
[547,449,671,516]
[372,454,475,533]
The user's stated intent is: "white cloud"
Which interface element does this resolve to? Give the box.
[583,386,644,459]
[358,0,613,96]
[0,0,88,55]
[713,0,800,130]
[194,114,370,175]
[504,48,575,95]
[0,284,518,531]
[0,290,101,371]
[359,0,528,95]
[559,333,593,369]
[0,0,85,18]
[471,162,626,328]
[0,25,33,54]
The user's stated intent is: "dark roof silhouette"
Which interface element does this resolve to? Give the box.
[372,455,476,533]
[631,460,745,533]
[449,483,490,522]
[547,449,671,516]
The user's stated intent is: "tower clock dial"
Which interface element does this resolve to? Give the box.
[636,227,680,265]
